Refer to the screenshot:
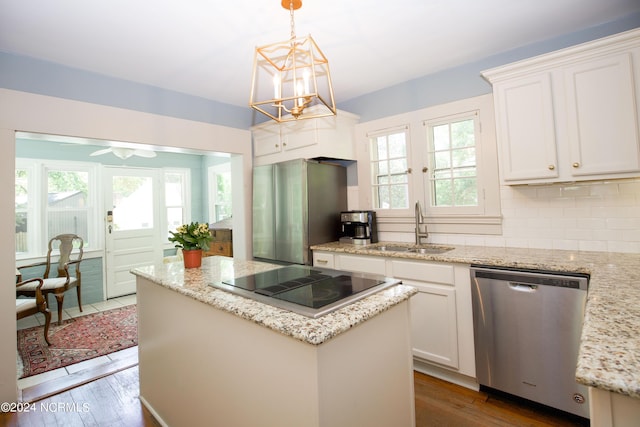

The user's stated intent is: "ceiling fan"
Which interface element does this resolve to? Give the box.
[90,147,157,160]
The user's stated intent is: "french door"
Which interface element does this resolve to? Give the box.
[103,167,163,298]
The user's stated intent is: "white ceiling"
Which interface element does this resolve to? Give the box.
[1,0,639,108]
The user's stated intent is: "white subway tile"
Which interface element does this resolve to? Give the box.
[589,183,620,197]
[537,186,562,199]
[618,179,640,195]
[561,185,591,198]
[566,228,593,240]
[593,228,623,241]
[538,207,564,217]
[529,239,554,249]
[606,218,638,230]
[576,218,607,229]
[551,217,577,229]
[607,241,640,253]
[563,207,591,218]
[578,240,609,252]
[504,238,531,248]
[603,194,637,207]
[552,240,580,251]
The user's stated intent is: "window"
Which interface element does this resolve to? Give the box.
[111,175,154,231]
[15,168,30,254]
[208,163,232,223]
[426,112,480,210]
[15,159,98,258]
[47,168,91,238]
[165,169,190,236]
[357,94,501,236]
[369,126,410,210]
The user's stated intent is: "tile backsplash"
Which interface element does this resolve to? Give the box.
[430,178,640,253]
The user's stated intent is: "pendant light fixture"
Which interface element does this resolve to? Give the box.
[249,0,336,123]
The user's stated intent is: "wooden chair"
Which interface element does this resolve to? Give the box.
[16,278,51,345]
[17,234,84,324]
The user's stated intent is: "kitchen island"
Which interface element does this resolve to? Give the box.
[131,256,417,427]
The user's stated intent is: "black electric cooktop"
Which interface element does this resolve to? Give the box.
[215,265,397,318]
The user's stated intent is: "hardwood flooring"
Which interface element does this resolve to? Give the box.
[1,369,589,426]
[414,372,589,427]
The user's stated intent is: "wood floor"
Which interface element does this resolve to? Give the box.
[1,368,589,426]
[414,371,589,427]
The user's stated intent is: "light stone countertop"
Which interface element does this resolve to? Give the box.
[130,256,417,346]
[311,241,640,400]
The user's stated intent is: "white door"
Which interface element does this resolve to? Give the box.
[104,167,163,298]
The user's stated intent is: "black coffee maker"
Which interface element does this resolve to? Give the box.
[339,211,378,245]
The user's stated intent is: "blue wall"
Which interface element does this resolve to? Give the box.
[1,13,639,128]
[0,52,253,130]
[340,13,640,122]
[19,258,103,309]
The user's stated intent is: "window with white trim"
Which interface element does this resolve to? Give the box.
[15,159,98,258]
[425,111,482,214]
[357,94,501,235]
[164,168,190,237]
[369,126,410,210]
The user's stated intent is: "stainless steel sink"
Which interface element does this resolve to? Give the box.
[372,245,413,252]
[411,246,454,254]
[370,244,454,254]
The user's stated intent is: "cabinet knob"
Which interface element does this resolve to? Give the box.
[407,168,412,174]
[422,167,428,173]
[275,144,279,148]
[572,162,580,168]
[548,165,555,170]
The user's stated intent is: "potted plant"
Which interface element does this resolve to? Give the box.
[168,221,213,268]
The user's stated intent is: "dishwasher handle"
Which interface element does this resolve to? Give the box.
[509,282,538,292]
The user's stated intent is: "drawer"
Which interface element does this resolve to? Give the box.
[205,241,233,257]
[337,254,387,276]
[389,260,454,285]
[313,252,335,269]
[210,228,232,242]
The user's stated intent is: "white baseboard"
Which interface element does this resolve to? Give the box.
[413,358,479,391]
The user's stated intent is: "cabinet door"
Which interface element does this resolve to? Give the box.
[410,282,458,369]
[282,119,317,151]
[494,73,559,181]
[564,53,640,176]
[253,125,282,157]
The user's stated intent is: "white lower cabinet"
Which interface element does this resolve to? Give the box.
[407,281,458,368]
[315,251,477,388]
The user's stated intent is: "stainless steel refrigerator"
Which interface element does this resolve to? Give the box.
[253,159,347,265]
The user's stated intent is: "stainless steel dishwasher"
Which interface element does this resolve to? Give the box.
[470,265,589,418]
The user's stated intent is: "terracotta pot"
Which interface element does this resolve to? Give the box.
[183,249,203,268]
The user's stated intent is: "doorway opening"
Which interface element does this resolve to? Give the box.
[14,131,237,394]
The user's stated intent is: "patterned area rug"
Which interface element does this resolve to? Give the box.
[17,305,137,379]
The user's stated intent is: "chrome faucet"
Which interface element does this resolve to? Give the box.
[415,201,429,244]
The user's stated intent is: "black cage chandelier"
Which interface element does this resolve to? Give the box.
[249,0,336,123]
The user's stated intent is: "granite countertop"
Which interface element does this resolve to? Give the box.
[131,256,416,346]
[311,241,640,400]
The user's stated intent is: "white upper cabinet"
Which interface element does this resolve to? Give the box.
[564,53,639,177]
[483,29,640,185]
[251,109,359,166]
[493,72,559,181]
